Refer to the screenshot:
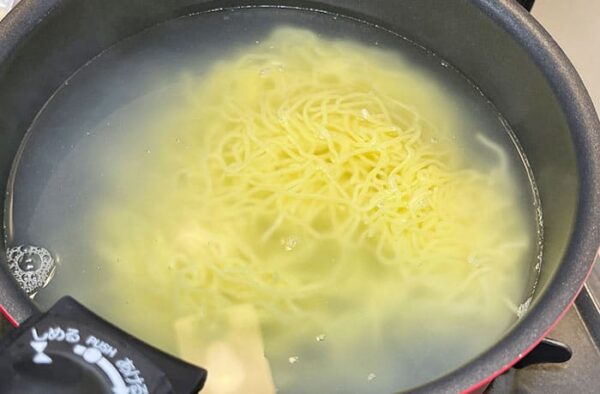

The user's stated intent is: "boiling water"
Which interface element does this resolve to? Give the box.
[5,8,540,393]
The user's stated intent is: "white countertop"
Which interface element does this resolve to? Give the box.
[0,0,17,20]
[533,0,600,111]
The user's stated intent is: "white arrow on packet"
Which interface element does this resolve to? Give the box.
[30,341,52,364]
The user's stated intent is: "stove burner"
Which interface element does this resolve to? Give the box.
[488,262,600,393]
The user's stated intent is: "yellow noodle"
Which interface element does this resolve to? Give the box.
[95,27,532,358]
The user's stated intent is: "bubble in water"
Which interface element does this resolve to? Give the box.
[259,68,271,78]
[409,195,427,210]
[255,40,260,44]
[281,235,298,251]
[316,334,326,342]
[367,373,377,382]
[288,356,299,364]
[517,297,532,318]
[388,177,399,193]
[317,127,330,140]
[277,109,288,124]
[467,252,480,267]
[440,60,449,68]
[360,108,370,119]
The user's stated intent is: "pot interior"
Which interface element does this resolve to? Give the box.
[0,0,583,392]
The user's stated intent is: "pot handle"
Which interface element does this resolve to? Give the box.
[516,0,535,12]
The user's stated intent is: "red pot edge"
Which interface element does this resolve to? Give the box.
[1,252,597,390]
[0,304,20,327]
[462,247,600,394]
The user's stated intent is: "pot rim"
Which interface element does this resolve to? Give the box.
[0,0,599,392]
[415,0,600,392]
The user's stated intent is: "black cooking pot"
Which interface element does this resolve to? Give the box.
[0,0,599,392]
